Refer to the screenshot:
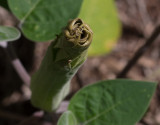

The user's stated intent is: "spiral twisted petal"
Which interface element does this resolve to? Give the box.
[64,18,93,46]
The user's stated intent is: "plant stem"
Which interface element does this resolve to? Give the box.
[56,101,69,113]
[3,42,31,86]
[11,59,30,85]
[117,25,160,78]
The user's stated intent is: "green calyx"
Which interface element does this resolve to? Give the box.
[31,18,93,112]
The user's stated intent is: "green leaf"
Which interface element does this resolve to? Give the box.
[0,26,21,42]
[57,111,77,125]
[79,0,121,56]
[8,0,83,42]
[68,79,156,125]
[0,0,9,10]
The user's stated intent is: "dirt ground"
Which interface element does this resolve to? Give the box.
[0,0,160,125]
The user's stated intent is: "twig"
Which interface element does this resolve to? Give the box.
[117,25,160,78]
[11,59,30,85]
[0,42,31,86]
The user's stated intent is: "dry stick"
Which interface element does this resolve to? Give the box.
[4,43,31,86]
[117,25,160,78]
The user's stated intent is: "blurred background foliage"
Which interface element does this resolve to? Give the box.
[79,0,121,56]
